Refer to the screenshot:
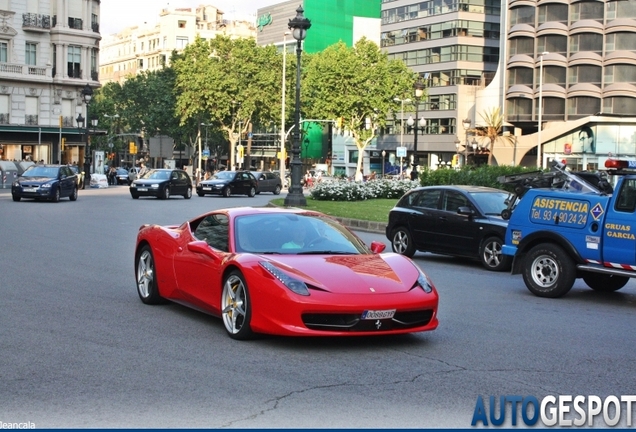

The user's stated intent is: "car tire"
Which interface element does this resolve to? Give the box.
[131,193,139,199]
[69,187,78,201]
[184,187,192,199]
[522,243,576,298]
[583,273,629,292]
[161,187,170,200]
[222,187,231,198]
[248,186,256,197]
[197,191,205,197]
[52,187,60,203]
[221,270,254,340]
[479,236,511,271]
[12,194,20,202]
[135,245,165,305]
[273,185,281,195]
[390,227,416,258]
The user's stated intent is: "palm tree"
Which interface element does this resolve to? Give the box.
[472,107,514,165]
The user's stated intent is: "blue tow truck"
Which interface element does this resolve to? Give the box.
[500,159,636,298]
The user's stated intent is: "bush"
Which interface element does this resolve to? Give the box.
[308,165,539,201]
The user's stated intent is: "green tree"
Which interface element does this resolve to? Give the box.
[173,35,282,169]
[472,106,514,166]
[302,38,419,177]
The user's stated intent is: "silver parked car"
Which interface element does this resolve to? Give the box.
[253,171,282,195]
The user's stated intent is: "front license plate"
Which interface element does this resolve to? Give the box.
[23,187,37,192]
[361,309,396,320]
[137,188,148,191]
[203,187,211,191]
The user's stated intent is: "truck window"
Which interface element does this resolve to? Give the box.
[616,179,636,212]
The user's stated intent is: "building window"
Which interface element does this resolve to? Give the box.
[538,35,567,56]
[570,2,603,22]
[606,33,636,52]
[570,33,603,54]
[178,20,186,28]
[67,45,81,78]
[91,13,99,32]
[508,37,534,56]
[569,65,601,85]
[607,1,636,20]
[25,42,36,65]
[506,98,532,121]
[567,97,600,116]
[538,4,568,24]
[0,41,7,62]
[176,36,188,49]
[603,97,636,115]
[537,66,566,86]
[604,64,636,85]
[509,6,535,27]
[508,67,533,86]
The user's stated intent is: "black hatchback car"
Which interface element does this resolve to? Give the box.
[129,169,192,199]
[196,170,257,197]
[12,164,78,202]
[386,185,512,271]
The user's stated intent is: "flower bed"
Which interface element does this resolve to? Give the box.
[309,178,418,201]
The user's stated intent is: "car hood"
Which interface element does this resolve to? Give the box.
[263,253,419,294]
[18,176,56,184]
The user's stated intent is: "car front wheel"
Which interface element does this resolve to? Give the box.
[391,227,415,258]
[523,243,576,298]
[221,271,254,340]
[222,187,231,197]
[12,194,20,202]
[479,236,511,271]
[135,245,165,305]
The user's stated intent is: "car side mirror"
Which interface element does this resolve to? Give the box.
[187,240,220,260]
[370,241,386,254]
[457,206,475,217]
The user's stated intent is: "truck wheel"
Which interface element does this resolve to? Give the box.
[479,236,511,271]
[582,273,629,292]
[522,243,576,298]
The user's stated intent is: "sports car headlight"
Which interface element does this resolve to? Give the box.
[260,261,309,296]
[414,266,434,293]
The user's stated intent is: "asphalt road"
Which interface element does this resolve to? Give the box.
[1,186,635,428]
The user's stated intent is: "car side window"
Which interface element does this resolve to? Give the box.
[616,179,636,212]
[171,172,178,180]
[442,191,469,213]
[193,214,229,252]
[414,190,441,209]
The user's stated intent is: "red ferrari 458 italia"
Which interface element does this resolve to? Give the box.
[134,207,439,340]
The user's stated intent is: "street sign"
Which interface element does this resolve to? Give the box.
[202,149,210,157]
[396,147,407,158]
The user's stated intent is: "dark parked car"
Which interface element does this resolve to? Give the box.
[129,168,192,200]
[253,171,282,195]
[196,170,257,197]
[386,185,512,271]
[12,164,78,202]
[115,168,129,185]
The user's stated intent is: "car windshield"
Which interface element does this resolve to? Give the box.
[470,191,510,215]
[23,166,59,178]
[234,213,368,255]
[142,170,170,180]
[212,171,235,180]
[117,169,128,175]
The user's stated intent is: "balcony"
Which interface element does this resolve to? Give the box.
[0,62,50,81]
[91,70,98,81]
[91,22,99,33]
[0,113,9,124]
[25,115,38,126]
[22,13,51,32]
[67,67,82,79]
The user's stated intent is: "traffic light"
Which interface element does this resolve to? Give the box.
[452,154,459,167]
[61,137,66,151]
[129,141,137,154]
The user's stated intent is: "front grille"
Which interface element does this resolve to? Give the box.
[302,309,434,332]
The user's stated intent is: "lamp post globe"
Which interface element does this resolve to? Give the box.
[284,6,311,207]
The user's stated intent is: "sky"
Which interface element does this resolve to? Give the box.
[100,0,283,35]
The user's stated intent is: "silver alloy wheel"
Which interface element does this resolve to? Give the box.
[392,231,409,254]
[530,253,559,288]
[222,274,247,335]
[137,249,154,299]
[483,240,502,268]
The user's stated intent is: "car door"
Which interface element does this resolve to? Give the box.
[238,172,251,194]
[59,167,74,196]
[169,171,182,195]
[257,173,268,191]
[174,214,229,311]
[435,189,482,255]
[406,188,444,251]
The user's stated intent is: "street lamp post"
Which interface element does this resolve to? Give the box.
[280,30,290,185]
[201,122,212,172]
[79,83,93,189]
[411,81,425,167]
[537,51,549,169]
[462,118,471,166]
[381,150,386,177]
[284,6,311,207]
[394,97,411,178]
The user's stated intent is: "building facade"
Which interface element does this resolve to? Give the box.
[99,5,256,85]
[0,0,101,165]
